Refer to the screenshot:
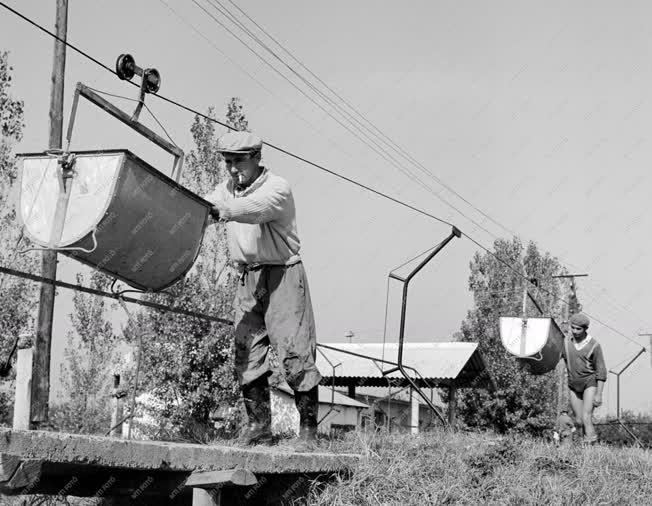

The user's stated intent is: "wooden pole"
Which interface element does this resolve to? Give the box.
[557,279,570,416]
[447,385,457,429]
[31,0,68,427]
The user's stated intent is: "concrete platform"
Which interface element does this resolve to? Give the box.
[0,429,359,504]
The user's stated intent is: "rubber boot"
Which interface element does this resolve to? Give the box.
[293,386,319,451]
[238,376,273,446]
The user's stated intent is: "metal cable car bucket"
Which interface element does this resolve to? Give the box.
[18,149,212,292]
[499,316,563,375]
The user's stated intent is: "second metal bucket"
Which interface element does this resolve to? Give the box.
[499,316,564,375]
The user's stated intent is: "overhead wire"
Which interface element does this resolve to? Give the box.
[214,0,652,336]
[197,0,506,241]
[198,0,651,345]
[0,0,645,351]
[0,1,457,229]
[219,0,518,238]
[156,0,361,163]
[190,0,487,237]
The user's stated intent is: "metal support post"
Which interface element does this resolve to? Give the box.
[609,347,646,420]
[382,226,461,425]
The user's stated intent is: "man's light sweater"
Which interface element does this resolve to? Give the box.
[205,167,301,266]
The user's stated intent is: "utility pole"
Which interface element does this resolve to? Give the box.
[31,0,68,427]
[552,273,588,415]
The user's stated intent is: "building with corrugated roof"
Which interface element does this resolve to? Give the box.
[316,342,492,432]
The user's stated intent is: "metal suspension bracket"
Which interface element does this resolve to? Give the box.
[115,53,161,122]
[65,54,184,182]
[45,149,77,182]
[382,226,461,425]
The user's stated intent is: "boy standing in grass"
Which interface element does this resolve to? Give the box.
[561,313,607,445]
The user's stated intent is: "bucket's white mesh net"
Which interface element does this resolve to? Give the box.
[20,154,120,246]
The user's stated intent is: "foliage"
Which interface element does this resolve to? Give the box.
[455,237,565,435]
[0,51,24,140]
[0,51,37,425]
[124,100,248,442]
[49,271,122,434]
[596,411,652,448]
[310,429,652,506]
[0,390,11,425]
[225,96,249,132]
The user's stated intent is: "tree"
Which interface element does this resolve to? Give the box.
[0,51,37,425]
[225,97,249,132]
[455,237,565,435]
[49,271,123,434]
[123,100,248,442]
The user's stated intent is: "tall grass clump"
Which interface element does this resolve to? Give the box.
[310,428,651,505]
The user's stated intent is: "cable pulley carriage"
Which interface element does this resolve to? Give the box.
[16,54,213,292]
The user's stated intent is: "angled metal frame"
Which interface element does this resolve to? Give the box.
[381,226,461,425]
[65,82,185,182]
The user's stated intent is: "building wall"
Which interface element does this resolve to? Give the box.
[357,396,439,432]
[318,403,360,434]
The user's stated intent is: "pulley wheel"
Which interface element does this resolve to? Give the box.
[116,54,136,81]
[144,68,161,94]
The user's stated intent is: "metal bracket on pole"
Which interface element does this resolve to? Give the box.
[65,81,184,182]
[608,346,646,447]
[609,347,646,420]
[381,226,461,426]
[114,53,161,122]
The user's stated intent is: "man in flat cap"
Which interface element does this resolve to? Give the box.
[562,312,607,445]
[205,131,321,447]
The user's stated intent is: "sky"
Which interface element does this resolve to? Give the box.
[1,0,650,416]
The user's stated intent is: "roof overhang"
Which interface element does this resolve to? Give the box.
[317,342,494,389]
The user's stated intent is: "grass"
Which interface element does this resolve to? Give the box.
[307,429,652,505]
[4,429,650,505]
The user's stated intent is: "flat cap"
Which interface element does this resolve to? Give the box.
[569,312,590,328]
[216,131,262,154]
